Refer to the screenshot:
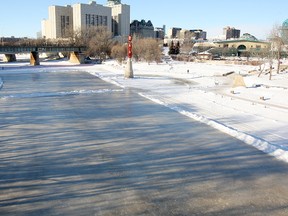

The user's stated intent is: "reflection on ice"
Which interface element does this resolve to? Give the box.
[0,89,123,100]
[0,77,3,90]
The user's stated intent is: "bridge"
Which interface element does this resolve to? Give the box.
[0,46,87,65]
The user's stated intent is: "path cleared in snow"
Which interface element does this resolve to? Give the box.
[0,58,287,163]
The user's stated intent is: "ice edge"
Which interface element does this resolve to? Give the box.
[138,92,288,164]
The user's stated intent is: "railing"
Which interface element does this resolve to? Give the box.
[0,46,86,54]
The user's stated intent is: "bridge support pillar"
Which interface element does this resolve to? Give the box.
[30,51,40,66]
[3,54,16,62]
[69,52,85,64]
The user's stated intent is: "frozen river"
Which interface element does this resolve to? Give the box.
[1,71,288,215]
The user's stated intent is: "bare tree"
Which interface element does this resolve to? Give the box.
[60,27,86,46]
[143,38,162,63]
[270,24,284,74]
[131,37,162,63]
[253,49,269,76]
[111,43,127,63]
[87,26,114,59]
[259,24,283,80]
[132,35,144,61]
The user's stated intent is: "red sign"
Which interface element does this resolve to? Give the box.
[128,35,132,42]
[128,35,132,58]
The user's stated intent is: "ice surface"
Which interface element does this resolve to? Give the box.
[1,58,288,162]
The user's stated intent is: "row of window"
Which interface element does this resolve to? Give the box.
[60,16,70,36]
[85,14,108,27]
[59,14,109,36]
[61,16,70,28]
[222,44,263,49]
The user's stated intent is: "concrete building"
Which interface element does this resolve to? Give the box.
[130,19,154,38]
[72,1,112,33]
[42,5,73,39]
[223,26,240,40]
[179,29,207,41]
[191,29,207,41]
[155,25,166,39]
[168,28,206,41]
[215,33,270,56]
[167,27,182,39]
[42,0,130,39]
[109,2,130,37]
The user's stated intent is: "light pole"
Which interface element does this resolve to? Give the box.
[125,35,134,78]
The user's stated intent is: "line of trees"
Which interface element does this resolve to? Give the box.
[111,36,162,63]
[256,24,288,80]
[1,26,163,64]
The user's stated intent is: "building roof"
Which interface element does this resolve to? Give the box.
[240,33,258,41]
[130,19,154,28]
[283,19,288,28]
[215,33,269,44]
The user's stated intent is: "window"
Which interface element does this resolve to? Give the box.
[85,14,88,25]
[91,15,95,26]
[103,16,107,26]
[61,15,66,36]
[66,16,70,27]
[88,14,91,26]
[99,16,103,25]
[85,14,92,27]
[96,15,99,26]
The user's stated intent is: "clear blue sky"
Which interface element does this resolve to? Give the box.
[0,0,287,40]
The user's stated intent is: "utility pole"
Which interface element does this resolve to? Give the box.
[125,35,134,78]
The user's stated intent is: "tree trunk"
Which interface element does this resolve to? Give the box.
[277,50,281,74]
[269,65,273,80]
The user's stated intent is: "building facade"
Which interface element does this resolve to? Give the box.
[168,28,207,40]
[42,0,130,39]
[130,20,155,38]
[167,27,182,39]
[72,1,112,33]
[223,26,240,40]
[155,25,166,39]
[42,5,73,39]
[215,33,270,56]
[110,3,130,37]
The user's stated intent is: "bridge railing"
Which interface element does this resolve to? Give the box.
[0,46,86,54]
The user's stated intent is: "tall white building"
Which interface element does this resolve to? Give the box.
[109,2,130,37]
[42,0,130,39]
[42,5,73,39]
[73,1,112,33]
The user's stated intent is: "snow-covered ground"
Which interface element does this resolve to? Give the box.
[86,59,288,163]
[1,55,288,163]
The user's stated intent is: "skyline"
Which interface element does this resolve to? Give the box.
[0,0,287,40]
